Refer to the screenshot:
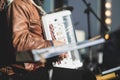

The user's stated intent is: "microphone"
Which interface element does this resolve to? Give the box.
[48,6,74,14]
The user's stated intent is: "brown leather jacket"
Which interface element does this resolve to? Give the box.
[1,0,54,73]
[7,0,52,52]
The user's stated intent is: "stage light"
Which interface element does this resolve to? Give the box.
[105,2,112,9]
[105,18,112,25]
[105,10,112,17]
[104,0,112,28]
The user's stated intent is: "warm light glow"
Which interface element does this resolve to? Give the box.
[105,34,110,40]
[105,10,112,17]
[105,2,112,9]
[105,18,112,25]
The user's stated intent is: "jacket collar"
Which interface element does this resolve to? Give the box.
[30,0,46,15]
[7,0,13,5]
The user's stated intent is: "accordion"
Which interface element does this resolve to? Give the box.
[42,10,82,69]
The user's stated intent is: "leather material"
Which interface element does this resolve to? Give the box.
[7,0,52,52]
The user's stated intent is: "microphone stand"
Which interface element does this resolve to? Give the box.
[82,0,108,71]
[82,0,109,36]
[84,2,91,39]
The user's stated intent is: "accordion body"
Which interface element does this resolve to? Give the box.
[42,10,82,69]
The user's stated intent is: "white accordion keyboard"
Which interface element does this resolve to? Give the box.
[41,10,82,69]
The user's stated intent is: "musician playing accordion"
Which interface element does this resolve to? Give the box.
[0,0,96,80]
[0,0,67,80]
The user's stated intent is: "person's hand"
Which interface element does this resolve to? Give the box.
[52,40,68,64]
[57,52,68,64]
[52,40,66,47]
[24,62,46,71]
[24,63,34,71]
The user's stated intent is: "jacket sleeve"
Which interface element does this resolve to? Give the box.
[7,2,53,52]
